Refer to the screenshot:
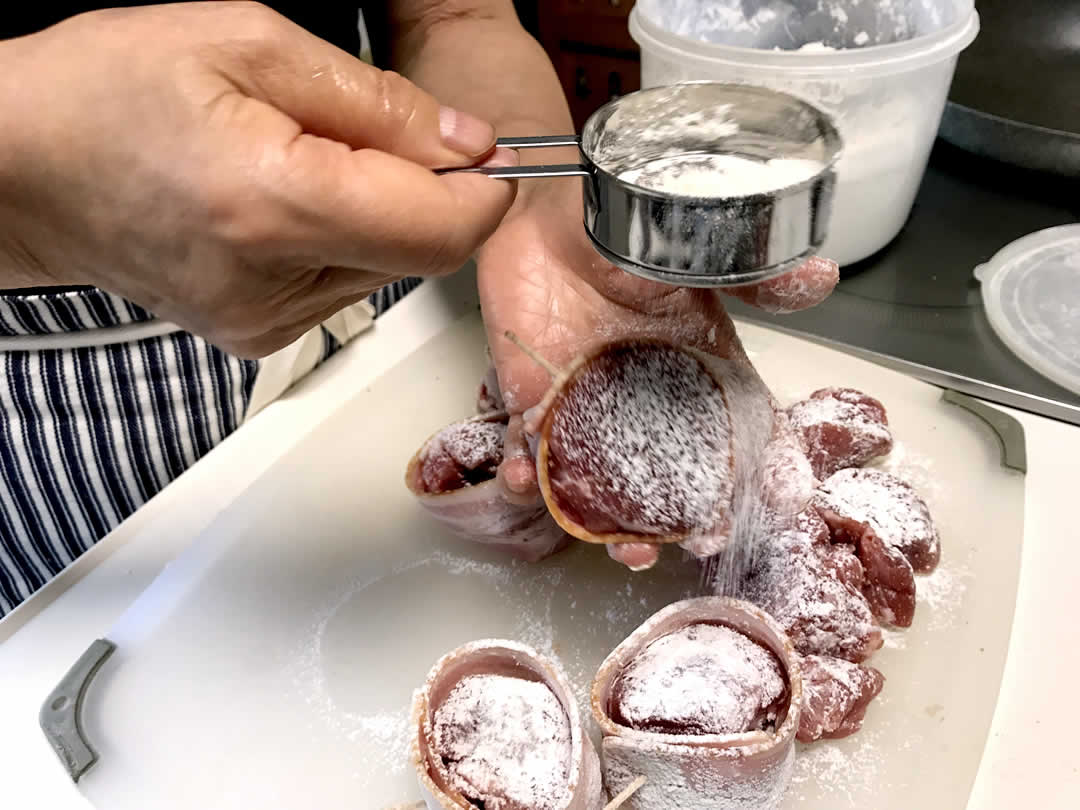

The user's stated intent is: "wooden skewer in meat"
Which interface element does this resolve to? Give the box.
[590,597,803,810]
[410,640,603,810]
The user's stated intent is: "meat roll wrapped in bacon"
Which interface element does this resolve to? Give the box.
[590,598,803,810]
[410,640,602,810]
[406,413,570,563]
[527,338,812,559]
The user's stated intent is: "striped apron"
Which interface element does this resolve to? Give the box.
[0,278,421,616]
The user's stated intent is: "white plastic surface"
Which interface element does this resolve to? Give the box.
[66,312,1024,810]
[976,225,1080,397]
[1,271,1077,810]
[630,1,979,266]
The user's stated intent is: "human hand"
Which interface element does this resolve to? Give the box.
[0,2,516,356]
[477,179,838,570]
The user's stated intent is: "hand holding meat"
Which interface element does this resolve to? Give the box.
[475,179,840,569]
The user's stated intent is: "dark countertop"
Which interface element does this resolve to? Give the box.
[726,140,1080,425]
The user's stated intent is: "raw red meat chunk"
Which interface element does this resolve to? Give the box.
[814,468,940,628]
[419,418,506,494]
[787,388,893,480]
[815,467,940,573]
[741,509,882,663]
[797,654,885,742]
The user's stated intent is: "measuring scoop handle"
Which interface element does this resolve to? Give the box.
[436,134,588,179]
[495,135,581,149]
[438,164,590,179]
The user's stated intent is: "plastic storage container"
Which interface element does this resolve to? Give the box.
[630,0,980,266]
[975,225,1080,397]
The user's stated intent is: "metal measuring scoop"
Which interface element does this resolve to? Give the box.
[442,82,842,288]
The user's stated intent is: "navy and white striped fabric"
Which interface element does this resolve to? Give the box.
[0,278,422,616]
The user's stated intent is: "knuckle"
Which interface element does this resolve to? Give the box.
[368,69,420,150]
[422,226,471,277]
[237,2,287,41]
[200,175,283,255]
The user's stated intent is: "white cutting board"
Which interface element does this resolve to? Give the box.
[74,311,1024,810]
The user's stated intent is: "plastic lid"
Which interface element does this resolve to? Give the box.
[975,225,1080,396]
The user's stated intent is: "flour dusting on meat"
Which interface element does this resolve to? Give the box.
[787,388,893,480]
[815,468,940,573]
[611,623,787,735]
[741,509,882,663]
[433,674,572,810]
[546,344,733,536]
[420,419,506,493]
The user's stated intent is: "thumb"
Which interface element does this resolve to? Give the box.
[214,7,496,167]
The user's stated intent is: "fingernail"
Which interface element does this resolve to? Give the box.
[481,146,520,168]
[439,106,496,157]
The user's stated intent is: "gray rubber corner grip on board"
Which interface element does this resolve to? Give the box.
[40,638,116,782]
[943,389,1028,473]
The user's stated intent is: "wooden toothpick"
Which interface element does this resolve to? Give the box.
[504,330,562,379]
[603,775,647,810]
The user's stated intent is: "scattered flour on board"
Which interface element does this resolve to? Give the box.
[791,732,887,805]
[871,439,941,503]
[880,627,907,651]
[287,551,519,785]
[917,562,972,632]
[286,543,694,792]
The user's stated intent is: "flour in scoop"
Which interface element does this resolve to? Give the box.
[619,153,823,198]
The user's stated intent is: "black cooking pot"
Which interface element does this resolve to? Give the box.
[940,0,1080,176]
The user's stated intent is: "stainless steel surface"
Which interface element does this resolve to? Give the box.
[725,141,1080,426]
[444,83,842,288]
[39,639,115,782]
[942,390,1028,473]
[940,102,1080,178]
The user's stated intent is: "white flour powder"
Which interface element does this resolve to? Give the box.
[619,153,823,198]
[547,344,734,534]
[433,674,572,810]
[613,623,787,735]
